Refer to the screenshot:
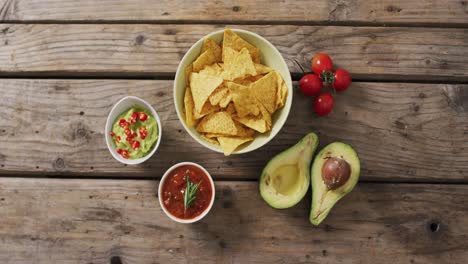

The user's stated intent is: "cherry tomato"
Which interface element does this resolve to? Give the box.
[132,140,140,150]
[120,150,130,159]
[130,132,137,138]
[124,128,131,136]
[116,136,121,143]
[333,69,352,92]
[138,112,148,122]
[299,74,322,96]
[119,119,129,128]
[126,136,134,143]
[139,127,147,140]
[109,131,115,137]
[130,112,138,124]
[116,148,123,154]
[313,93,334,116]
[312,53,333,75]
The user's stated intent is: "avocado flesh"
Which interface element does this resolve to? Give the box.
[310,142,360,226]
[260,133,319,209]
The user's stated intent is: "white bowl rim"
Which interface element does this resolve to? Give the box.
[173,28,293,155]
[105,95,162,165]
[158,161,216,224]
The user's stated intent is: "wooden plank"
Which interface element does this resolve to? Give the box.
[0,24,467,80]
[0,79,467,182]
[0,0,467,25]
[0,178,466,263]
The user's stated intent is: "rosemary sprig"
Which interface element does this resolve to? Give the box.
[184,176,201,213]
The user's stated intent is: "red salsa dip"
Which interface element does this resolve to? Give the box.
[161,165,213,220]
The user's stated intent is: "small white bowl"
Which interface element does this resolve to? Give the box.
[173,28,293,154]
[105,96,162,165]
[159,162,215,224]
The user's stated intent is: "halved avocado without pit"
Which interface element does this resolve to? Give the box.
[259,133,319,209]
[310,142,360,226]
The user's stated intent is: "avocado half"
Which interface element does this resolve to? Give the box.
[310,142,360,226]
[260,133,319,209]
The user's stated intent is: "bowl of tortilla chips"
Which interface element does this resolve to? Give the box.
[174,28,292,156]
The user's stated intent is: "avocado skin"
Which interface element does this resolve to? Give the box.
[309,142,360,226]
[259,133,319,209]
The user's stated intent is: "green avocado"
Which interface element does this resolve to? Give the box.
[309,142,360,226]
[260,133,319,209]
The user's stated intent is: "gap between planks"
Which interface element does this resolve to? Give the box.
[0,73,467,84]
[0,174,467,185]
[0,20,467,29]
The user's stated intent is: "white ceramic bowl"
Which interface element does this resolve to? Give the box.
[174,28,293,154]
[159,162,215,224]
[105,96,162,165]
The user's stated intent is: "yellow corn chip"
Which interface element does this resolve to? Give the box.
[193,50,217,72]
[217,136,254,156]
[219,92,233,108]
[196,111,238,135]
[274,71,288,109]
[251,71,277,113]
[223,29,261,63]
[209,85,229,106]
[200,134,220,145]
[185,64,193,86]
[202,38,222,62]
[194,101,219,119]
[227,82,260,117]
[234,115,268,133]
[258,102,272,128]
[184,86,197,127]
[254,64,272,75]
[222,47,257,81]
[234,122,255,138]
[200,63,223,77]
[190,72,223,113]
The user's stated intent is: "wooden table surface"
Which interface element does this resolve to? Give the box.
[0,1,467,263]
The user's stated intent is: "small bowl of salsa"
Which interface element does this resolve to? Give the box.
[159,162,215,223]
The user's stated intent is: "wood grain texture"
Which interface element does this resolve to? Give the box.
[0,0,467,25]
[0,24,467,79]
[0,79,467,182]
[0,178,466,264]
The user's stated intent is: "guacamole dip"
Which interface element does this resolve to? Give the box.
[110,105,158,159]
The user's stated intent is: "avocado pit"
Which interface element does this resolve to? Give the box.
[321,157,351,190]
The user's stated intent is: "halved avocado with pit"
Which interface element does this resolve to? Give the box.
[310,142,360,225]
[259,133,319,209]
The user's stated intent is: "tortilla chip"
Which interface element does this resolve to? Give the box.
[200,134,220,145]
[193,50,217,72]
[185,64,193,86]
[219,92,233,108]
[217,136,254,156]
[274,71,288,109]
[190,72,223,113]
[255,64,272,75]
[251,71,278,113]
[209,85,229,106]
[196,111,238,135]
[200,63,223,77]
[234,115,268,133]
[227,82,260,117]
[194,101,219,119]
[222,47,257,81]
[202,38,222,62]
[223,29,261,63]
[232,121,255,137]
[184,86,197,127]
[258,102,272,128]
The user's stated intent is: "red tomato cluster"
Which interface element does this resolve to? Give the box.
[110,111,149,159]
[299,53,352,116]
